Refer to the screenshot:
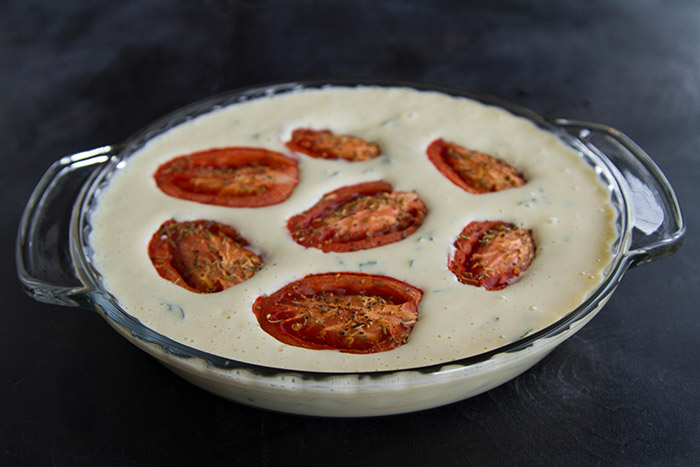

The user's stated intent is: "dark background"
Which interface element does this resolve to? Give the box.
[2,1,699,465]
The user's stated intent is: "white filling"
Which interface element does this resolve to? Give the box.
[88,86,616,372]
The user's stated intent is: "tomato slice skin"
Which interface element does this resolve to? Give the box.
[285,128,381,161]
[426,139,525,194]
[253,272,423,354]
[287,180,428,253]
[153,147,299,207]
[449,221,536,290]
[148,219,262,293]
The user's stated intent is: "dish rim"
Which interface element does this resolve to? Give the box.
[70,79,641,377]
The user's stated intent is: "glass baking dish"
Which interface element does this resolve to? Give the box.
[16,80,685,417]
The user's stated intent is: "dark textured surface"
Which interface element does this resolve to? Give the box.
[2,1,699,465]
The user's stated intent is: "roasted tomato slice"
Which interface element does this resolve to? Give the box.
[285,128,381,161]
[253,272,423,354]
[449,221,535,290]
[153,147,299,207]
[148,219,262,293]
[287,180,427,253]
[426,139,525,194]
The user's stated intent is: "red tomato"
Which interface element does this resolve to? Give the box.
[287,180,428,253]
[449,221,535,290]
[253,272,423,354]
[153,147,299,207]
[426,139,525,194]
[285,128,381,161]
[148,219,262,293]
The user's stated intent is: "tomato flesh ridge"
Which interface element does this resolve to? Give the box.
[153,147,298,207]
[427,139,525,194]
[449,221,535,290]
[172,165,295,196]
[287,181,427,252]
[253,272,423,354]
[148,219,262,293]
[286,128,381,161]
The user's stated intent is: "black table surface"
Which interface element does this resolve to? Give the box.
[2,1,698,465]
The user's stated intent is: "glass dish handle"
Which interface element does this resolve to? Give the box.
[16,146,116,306]
[554,119,685,267]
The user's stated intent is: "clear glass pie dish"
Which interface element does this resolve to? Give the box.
[16,80,685,417]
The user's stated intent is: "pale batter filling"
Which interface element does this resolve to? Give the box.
[88,86,616,372]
